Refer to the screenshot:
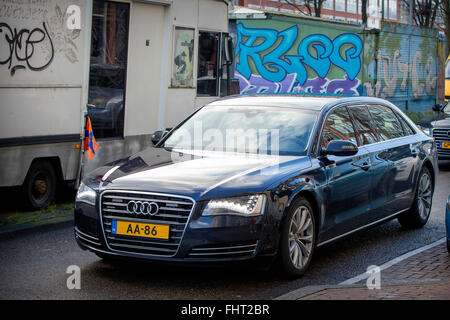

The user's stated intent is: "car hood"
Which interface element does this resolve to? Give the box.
[431,117,450,128]
[85,147,312,200]
[417,112,448,128]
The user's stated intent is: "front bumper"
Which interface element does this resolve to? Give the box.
[74,197,279,265]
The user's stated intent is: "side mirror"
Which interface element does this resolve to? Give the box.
[151,128,171,146]
[321,140,358,157]
[432,103,443,112]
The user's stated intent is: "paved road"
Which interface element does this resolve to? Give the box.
[1,161,449,300]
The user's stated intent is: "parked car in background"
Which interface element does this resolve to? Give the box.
[419,101,450,160]
[74,96,438,278]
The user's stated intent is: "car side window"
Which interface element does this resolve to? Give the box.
[367,105,404,140]
[396,114,416,136]
[321,107,358,148]
[348,105,379,145]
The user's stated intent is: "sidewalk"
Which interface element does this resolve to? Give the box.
[277,240,450,300]
[0,202,74,236]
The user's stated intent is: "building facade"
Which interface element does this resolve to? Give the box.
[234,0,408,28]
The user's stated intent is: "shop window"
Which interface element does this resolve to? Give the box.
[197,32,219,96]
[197,32,239,97]
[87,0,129,139]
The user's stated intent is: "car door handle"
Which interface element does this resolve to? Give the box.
[352,160,371,171]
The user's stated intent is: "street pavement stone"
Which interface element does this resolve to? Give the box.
[299,243,450,300]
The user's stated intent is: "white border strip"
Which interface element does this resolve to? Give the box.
[340,237,446,285]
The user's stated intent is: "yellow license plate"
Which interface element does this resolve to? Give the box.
[111,220,169,239]
[442,142,450,149]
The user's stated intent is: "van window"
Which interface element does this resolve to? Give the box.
[87,0,129,139]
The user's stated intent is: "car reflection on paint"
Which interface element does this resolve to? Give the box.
[74,95,438,278]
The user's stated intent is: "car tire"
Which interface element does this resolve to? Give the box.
[276,197,316,279]
[398,166,433,229]
[22,160,57,210]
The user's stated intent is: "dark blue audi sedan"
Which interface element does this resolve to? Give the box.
[74,96,438,278]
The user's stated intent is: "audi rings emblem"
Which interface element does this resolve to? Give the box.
[126,200,159,216]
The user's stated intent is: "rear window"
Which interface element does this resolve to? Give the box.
[367,105,404,140]
[396,114,416,136]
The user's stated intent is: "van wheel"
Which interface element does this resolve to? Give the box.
[22,160,56,210]
[398,166,433,229]
[276,197,316,279]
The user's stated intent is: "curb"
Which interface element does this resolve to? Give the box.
[340,238,446,285]
[274,279,445,300]
[0,215,74,239]
[274,284,363,300]
[274,238,448,300]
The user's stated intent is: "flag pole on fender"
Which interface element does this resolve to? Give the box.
[83,116,99,162]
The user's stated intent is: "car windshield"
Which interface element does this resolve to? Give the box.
[162,105,318,156]
[443,101,450,114]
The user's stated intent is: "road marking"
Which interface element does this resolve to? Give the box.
[340,237,446,285]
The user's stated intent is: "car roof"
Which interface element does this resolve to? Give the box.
[207,95,395,112]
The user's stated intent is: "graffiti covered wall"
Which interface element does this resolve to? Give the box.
[363,23,439,120]
[231,15,441,119]
[0,0,84,83]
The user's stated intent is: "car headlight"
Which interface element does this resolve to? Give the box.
[202,194,266,216]
[76,182,97,206]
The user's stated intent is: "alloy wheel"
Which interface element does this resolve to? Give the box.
[417,172,432,220]
[288,205,314,269]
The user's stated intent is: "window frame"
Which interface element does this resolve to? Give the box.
[366,104,407,141]
[318,105,360,153]
[87,0,130,140]
[393,110,417,136]
[347,104,381,146]
[312,101,417,157]
[196,30,232,97]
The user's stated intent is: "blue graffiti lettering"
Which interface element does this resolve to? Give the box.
[235,23,363,87]
[298,34,333,79]
[329,33,362,81]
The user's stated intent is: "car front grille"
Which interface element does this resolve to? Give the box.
[186,241,258,259]
[100,191,195,257]
[433,128,450,157]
